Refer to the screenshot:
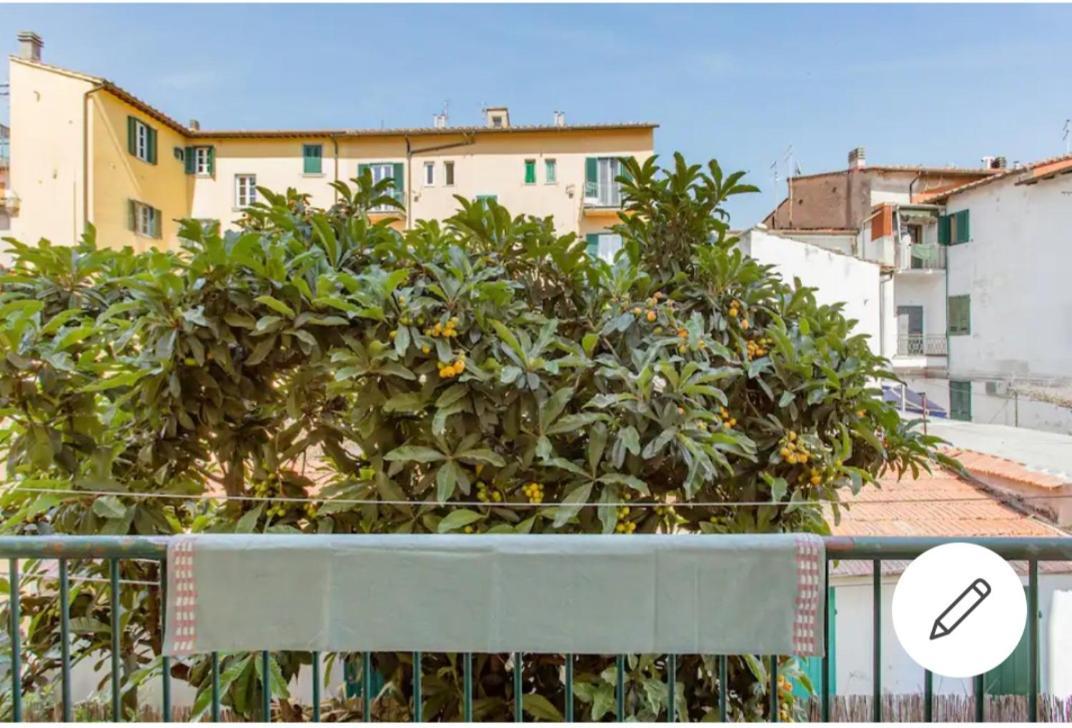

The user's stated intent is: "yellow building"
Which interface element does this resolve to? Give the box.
[5,33,655,256]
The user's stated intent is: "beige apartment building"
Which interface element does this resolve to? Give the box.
[4,32,655,255]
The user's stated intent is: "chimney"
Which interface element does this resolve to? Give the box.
[188,119,201,131]
[433,113,448,129]
[17,31,43,62]
[553,111,566,127]
[991,156,1007,169]
[848,146,866,169]
[484,106,509,129]
[980,155,995,169]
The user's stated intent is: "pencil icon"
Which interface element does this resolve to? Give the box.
[930,578,992,640]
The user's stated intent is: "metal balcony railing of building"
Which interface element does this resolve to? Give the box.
[897,334,948,357]
[2,535,1069,723]
[897,244,946,272]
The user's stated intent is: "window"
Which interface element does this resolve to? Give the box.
[939,209,971,244]
[184,146,214,176]
[948,295,971,335]
[444,161,455,186]
[950,380,972,421]
[195,147,212,176]
[524,159,536,185]
[545,158,557,184]
[424,161,435,186]
[127,117,157,164]
[235,174,257,208]
[585,232,623,261]
[358,162,404,210]
[128,200,161,238]
[303,144,323,175]
[585,157,625,206]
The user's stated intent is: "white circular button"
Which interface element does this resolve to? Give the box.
[892,542,1027,678]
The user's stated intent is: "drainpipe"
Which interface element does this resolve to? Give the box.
[330,134,340,203]
[82,84,105,238]
[404,133,476,228]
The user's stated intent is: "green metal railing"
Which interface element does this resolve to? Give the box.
[2,535,1069,723]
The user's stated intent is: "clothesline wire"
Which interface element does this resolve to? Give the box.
[5,486,1070,509]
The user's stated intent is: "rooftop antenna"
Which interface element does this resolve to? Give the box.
[1064,119,1071,154]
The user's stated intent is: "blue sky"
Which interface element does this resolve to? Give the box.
[3,3,1071,225]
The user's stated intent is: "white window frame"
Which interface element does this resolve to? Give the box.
[586,157,622,207]
[134,120,150,162]
[424,161,435,187]
[235,174,257,209]
[369,163,397,211]
[595,232,623,261]
[194,147,212,176]
[134,202,157,238]
[444,161,455,187]
[545,158,557,184]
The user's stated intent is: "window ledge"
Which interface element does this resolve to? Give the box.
[302,173,326,178]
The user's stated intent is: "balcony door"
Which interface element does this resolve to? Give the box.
[897,306,923,355]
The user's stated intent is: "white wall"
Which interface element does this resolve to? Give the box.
[739,229,883,355]
[832,574,1072,698]
[946,175,1072,384]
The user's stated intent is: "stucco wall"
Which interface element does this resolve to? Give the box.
[738,229,883,355]
[946,174,1072,384]
[90,93,190,250]
[7,58,93,246]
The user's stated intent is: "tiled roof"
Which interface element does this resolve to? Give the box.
[789,165,1000,182]
[920,152,1072,202]
[947,447,1070,490]
[829,452,1070,577]
[11,56,656,140]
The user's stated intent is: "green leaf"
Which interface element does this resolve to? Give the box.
[91,495,127,520]
[436,509,483,533]
[523,693,565,722]
[255,295,296,318]
[552,483,592,528]
[235,504,264,533]
[384,445,446,463]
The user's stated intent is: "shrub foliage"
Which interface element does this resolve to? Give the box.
[0,156,943,720]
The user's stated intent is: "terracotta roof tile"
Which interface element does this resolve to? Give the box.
[919,152,1072,202]
[829,463,1070,576]
[946,447,1069,489]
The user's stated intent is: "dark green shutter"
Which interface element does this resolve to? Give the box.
[619,157,634,183]
[127,117,138,156]
[128,200,137,231]
[585,157,598,198]
[206,146,215,176]
[184,147,195,174]
[937,215,951,245]
[146,126,157,164]
[303,144,322,175]
[985,587,1034,695]
[955,209,970,243]
[948,295,971,335]
[392,162,405,200]
[586,233,600,258]
[950,381,972,421]
[524,159,536,184]
[357,163,370,181]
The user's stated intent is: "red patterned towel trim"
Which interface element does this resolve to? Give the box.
[792,533,824,656]
[164,537,198,657]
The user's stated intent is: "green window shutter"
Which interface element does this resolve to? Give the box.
[937,215,951,245]
[985,587,1034,695]
[206,146,215,176]
[950,380,972,421]
[127,116,138,156]
[357,163,370,181]
[955,209,970,243]
[524,159,536,184]
[184,147,195,174]
[585,157,598,198]
[948,295,971,335]
[392,162,405,199]
[585,233,600,258]
[128,200,137,231]
[618,157,634,183]
[303,144,322,174]
[147,126,157,164]
[152,207,162,239]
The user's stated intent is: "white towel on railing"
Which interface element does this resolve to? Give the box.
[164,533,825,657]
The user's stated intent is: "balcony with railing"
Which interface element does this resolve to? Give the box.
[896,334,948,357]
[2,534,1070,723]
[583,158,624,216]
[897,243,946,273]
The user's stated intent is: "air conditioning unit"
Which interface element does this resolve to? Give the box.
[985,380,1010,397]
